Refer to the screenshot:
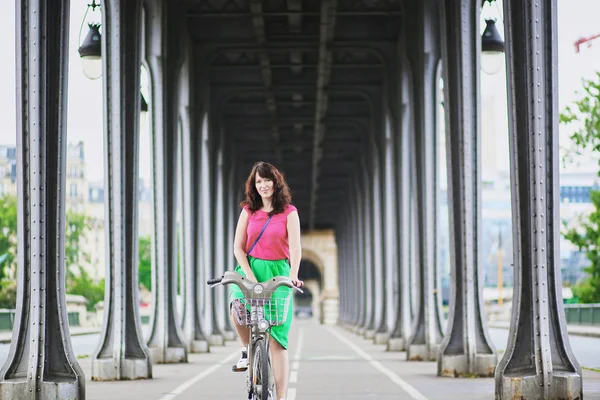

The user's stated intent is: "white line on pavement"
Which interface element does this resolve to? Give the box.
[289,370,298,383]
[293,327,304,361]
[288,388,297,400]
[292,361,300,370]
[327,327,429,400]
[158,349,240,400]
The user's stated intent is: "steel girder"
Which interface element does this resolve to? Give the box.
[146,0,188,364]
[0,1,85,398]
[371,143,388,344]
[437,0,497,378]
[495,0,582,398]
[388,49,413,352]
[213,145,229,339]
[404,0,444,362]
[382,115,399,344]
[355,177,368,333]
[181,104,210,353]
[360,165,376,337]
[91,0,153,380]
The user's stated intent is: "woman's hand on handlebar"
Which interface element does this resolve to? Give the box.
[290,275,304,288]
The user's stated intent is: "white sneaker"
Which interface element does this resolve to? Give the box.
[232,349,248,372]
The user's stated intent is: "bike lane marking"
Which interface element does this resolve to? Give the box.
[326,326,429,400]
[289,327,304,393]
[158,349,240,400]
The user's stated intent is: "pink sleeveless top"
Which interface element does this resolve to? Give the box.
[243,204,298,261]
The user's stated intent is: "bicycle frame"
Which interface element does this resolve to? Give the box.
[208,271,302,399]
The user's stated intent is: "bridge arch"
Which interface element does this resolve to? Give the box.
[300,230,339,325]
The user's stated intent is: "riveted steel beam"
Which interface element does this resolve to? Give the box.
[249,0,282,165]
[388,51,413,352]
[146,0,188,364]
[437,0,497,378]
[309,0,338,231]
[495,0,582,397]
[188,11,402,18]
[91,0,152,381]
[181,105,209,353]
[371,143,388,344]
[404,0,444,362]
[0,1,85,397]
[381,115,401,350]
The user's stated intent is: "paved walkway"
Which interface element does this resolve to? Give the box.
[77,320,600,400]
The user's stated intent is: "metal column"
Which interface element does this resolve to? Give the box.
[0,1,85,397]
[437,0,497,377]
[405,0,444,362]
[372,146,387,343]
[495,0,582,397]
[92,0,152,380]
[213,147,229,339]
[181,107,209,353]
[389,54,413,351]
[146,0,188,364]
[361,166,375,336]
[381,116,399,346]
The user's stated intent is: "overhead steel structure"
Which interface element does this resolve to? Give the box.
[0,0,582,399]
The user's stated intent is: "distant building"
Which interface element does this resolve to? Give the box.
[0,145,17,196]
[66,141,88,213]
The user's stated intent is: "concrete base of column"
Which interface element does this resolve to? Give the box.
[92,357,152,380]
[148,346,187,364]
[498,372,581,399]
[357,327,367,336]
[322,297,339,325]
[189,340,210,353]
[407,343,439,361]
[365,330,375,339]
[349,325,359,334]
[374,332,390,345]
[1,381,81,399]
[438,353,496,377]
[209,334,225,346]
[222,330,236,341]
[387,337,406,352]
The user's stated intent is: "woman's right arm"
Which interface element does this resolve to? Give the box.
[233,209,258,282]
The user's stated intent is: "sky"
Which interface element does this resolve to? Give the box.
[0,1,600,183]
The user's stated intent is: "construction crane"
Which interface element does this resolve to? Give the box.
[575,33,600,52]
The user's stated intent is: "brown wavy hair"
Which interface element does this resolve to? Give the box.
[241,161,292,216]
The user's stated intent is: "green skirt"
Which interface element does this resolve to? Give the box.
[230,256,293,350]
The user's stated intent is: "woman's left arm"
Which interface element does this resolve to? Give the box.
[287,210,302,285]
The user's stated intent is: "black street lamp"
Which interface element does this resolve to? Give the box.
[480,0,505,75]
[78,0,102,80]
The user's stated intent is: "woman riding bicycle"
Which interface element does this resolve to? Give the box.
[232,161,303,400]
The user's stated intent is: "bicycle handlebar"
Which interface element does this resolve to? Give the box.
[207,271,303,298]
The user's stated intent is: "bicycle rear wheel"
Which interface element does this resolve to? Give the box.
[252,338,270,400]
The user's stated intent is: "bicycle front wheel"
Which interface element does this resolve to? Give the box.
[252,338,270,400]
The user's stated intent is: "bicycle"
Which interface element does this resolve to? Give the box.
[207,271,302,400]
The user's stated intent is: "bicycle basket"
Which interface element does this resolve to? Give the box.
[230,289,291,327]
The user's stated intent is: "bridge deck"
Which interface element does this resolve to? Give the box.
[76,320,600,400]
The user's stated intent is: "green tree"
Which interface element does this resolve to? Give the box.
[560,71,600,303]
[0,195,18,283]
[138,235,152,291]
[562,191,600,303]
[560,72,600,169]
[65,210,93,281]
[64,211,105,311]
[0,195,18,309]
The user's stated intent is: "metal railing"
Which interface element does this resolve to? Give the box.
[1,310,81,331]
[563,303,600,326]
